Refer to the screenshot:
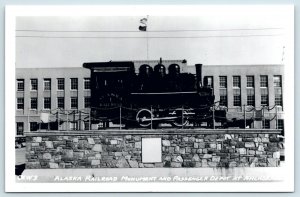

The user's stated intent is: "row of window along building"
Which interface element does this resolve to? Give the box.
[17,77,91,110]
[15,60,284,136]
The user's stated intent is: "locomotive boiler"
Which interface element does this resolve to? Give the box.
[83,59,227,128]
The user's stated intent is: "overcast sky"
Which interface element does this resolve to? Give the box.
[15,8,290,68]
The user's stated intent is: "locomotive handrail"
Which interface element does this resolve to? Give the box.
[90,106,120,110]
[130,91,198,95]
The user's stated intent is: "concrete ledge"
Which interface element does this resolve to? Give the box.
[18,165,286,183]
[25,129,282,136]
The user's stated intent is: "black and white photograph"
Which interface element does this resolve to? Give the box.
[5,5,294,192]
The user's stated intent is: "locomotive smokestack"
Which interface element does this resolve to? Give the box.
[195,64,203,88]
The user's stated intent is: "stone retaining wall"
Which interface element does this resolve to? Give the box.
[25,129,283,169]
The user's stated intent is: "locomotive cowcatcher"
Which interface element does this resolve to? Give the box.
[83,59,227,128]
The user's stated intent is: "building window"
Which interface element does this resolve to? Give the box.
[274,75,282,87]
[16,122,24,136]
[30,122,38,131]
[44,78,51,91]
[204,76,213,88]
[71,97,78,109]
[84,97,91,108]
[70,122,78,130]
[233,89,241,106]
[247,89,255,106]
[30,79,38,91]
[57,97,64,109]
[233,76,241,88]
[84,122,90,130]
[260,75,268,88]
[84,78,91,89]
[275,88,283,106]
[263,119,270,129]
[219,76,227,106]
[260,75,269,106]
[247,76,255,106]
[278,119,284,130]
[57,78,64,90]
[70,78,78,90]
[17,79,24,91]
[30,97,38,110]
[247,76,254,88]
[219,89,227,107]
[261,88,269,106]
[17,98,24,110]
[275,96,283,106]
[44,97,51,109]
[274,75,283,107]
[219,76,227,88]
[232,76,241,107]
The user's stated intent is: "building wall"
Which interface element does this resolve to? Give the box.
[25,129,282,169]
[16,68,91,136]
[202,65,284,129]
[15,62,284,136]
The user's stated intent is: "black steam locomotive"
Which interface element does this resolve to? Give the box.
[83,59,227,128]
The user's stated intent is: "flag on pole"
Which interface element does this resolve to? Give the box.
[139,17,147,31]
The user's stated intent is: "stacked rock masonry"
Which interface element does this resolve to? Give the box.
[26,131,282,169]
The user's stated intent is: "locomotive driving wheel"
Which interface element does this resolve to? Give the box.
[136,109,153,127]
[170,108,190,127]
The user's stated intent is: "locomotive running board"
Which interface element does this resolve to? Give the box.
[131,91,197,95]
[168,112,195,115]
[141,116,178,122]
[140,116,193,122]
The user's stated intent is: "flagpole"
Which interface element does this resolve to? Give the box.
[139,16,149,60]
[146,15,149,60]
[281,46,285,64]
[27,108,30,132]
[57,110,59,131]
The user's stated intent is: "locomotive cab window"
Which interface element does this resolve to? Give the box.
[204,76,213,88]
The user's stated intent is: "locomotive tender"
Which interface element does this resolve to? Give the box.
[83,59,227,128]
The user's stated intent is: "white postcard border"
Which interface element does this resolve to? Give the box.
[5,5,294,192]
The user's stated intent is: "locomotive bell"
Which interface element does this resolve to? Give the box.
[139,64,153,77]
[168,64,180,76]
[154,64,166,77]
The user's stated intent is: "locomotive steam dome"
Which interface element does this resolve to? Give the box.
[154,64,166,77]
[139,64,153,77]
[168,64,180,76]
